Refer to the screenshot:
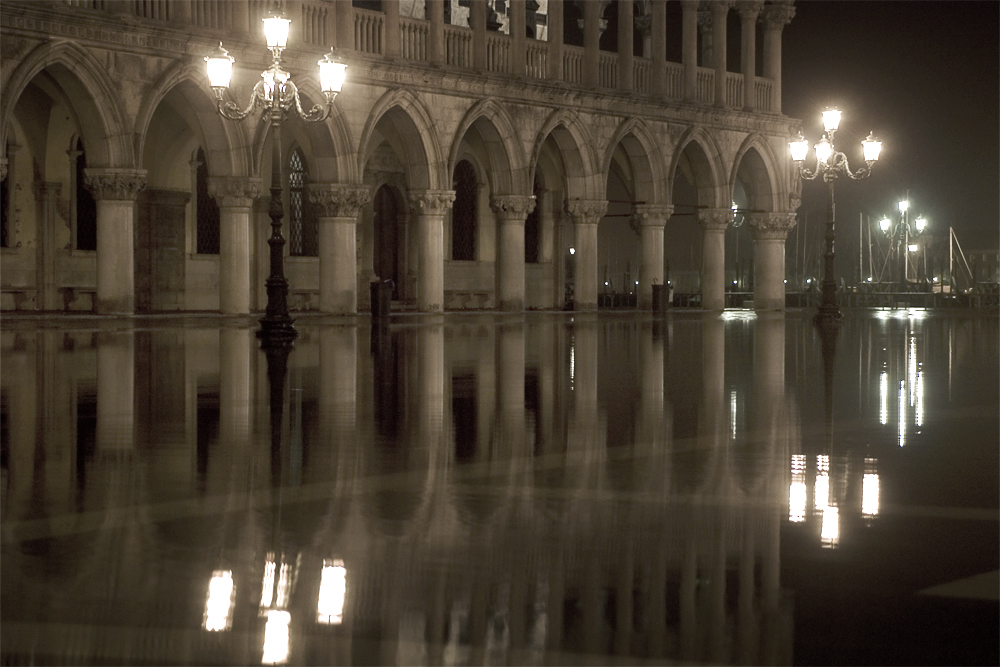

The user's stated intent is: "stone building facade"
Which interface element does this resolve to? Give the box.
[0,0,800,314]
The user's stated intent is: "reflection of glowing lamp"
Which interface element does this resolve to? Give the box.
[262,610,291,664]
[317,559,347,625]
[862,472,880,520]
[821,506,840,547]
[789,455,807,522]
[204,570,235,632]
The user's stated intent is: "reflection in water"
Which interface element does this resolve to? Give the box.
[1,312,996,666]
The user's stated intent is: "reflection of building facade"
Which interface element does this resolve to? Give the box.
[1,0,799,315]
[1,315,795,665]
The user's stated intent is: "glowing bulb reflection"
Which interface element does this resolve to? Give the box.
[862,473,880,517]
[898,380,906,446]
[262,609,291,664]
[821,505,840,547]
[789,455,807,522]
[814,455,830,511]
[880,372,888,425]
[261,557,276,608]
[204,570,235,632]
[317,559,346,625]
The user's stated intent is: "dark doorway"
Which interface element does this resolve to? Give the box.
[373,184,403,300]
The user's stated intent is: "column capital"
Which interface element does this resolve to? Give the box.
[633,14,652,35]
[33,181,62,200]
[208,176,262,208]
[696,207,733,231]
[309,183,372,218]
[680,0,701,9]
[490,194,536,222]
[710,1,733,15]
[633,204,674,226]
[565,199,607,225]
[760,1,795,30]
[84,168,147,201]
[736,1,763,19]
[748,212,797,240]
[578,18,610,34]
[408,189,456,215]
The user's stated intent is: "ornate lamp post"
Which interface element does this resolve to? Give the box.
[790,109,882,324]
[879,199,927,289]
[205,12,346,342]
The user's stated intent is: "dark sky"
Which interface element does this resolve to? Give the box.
[782,1,999,254]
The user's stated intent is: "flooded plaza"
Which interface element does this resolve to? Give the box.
[1,309,997,666]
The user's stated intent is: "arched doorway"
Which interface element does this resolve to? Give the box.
[373,183,404,300]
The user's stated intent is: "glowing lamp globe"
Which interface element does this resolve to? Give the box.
[318,51,347,94]
[814,136,833,164]
[880,218,891,233]
[263,13,290,49]
[789,133,809,162]
[915,218,927,232]
[898,200,909,213]
[862,134,882,162]
[205,43,234,89]
[822,108,842,132]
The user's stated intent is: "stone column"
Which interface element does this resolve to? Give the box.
[711,1,730,107]
[697,207,732,311]
[408,190,455,312]
[496,318,526,458]
[491,195,535,311]
[472,0,487,70]
[429,0,445,65]
[84,168,146,314]
[761,1,795,113]
[737,2,762,110]
[634,204,673,310]
[650,1,667,98]
[97,328,135,451]
[681,0,699,101]
[209,176,261,314]
[547,0,563,80]
[618,0,634,92]
[565,200,606,311]
[749,212,796,310]
[511,0,526,76]
[384,0,401,57]
[583,0,602,88]
[310,184,372,314]
[33,182,61,311]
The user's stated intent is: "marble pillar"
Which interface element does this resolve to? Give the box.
[490,194,535,311]
[697,208,733,311]
[565,200,607,312]
[737,1,762,110]
[408,190,455,313]
[711,1,730,107]
[209,176,261,315]
[634,204,673,310]
[681,0,699,101]
[583,0,602,88]
[33,182,61,311]
[761,2,795,113]
[310,184,372,314]
[84,168,147,315]
[618,0,634,92]
[749,212,796,310]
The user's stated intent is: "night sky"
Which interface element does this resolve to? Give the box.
[782,1,999,257]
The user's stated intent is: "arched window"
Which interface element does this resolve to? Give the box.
[195,147,220,254]
[75,138,97,251]
[288,147,317,257]
[451,160,477,261]
[525,173,541,263]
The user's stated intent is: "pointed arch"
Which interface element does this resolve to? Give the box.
[529,108,603,200]
[731,132,782,212]
[1,40,132,167]
[600,116,667,205]
[358,88,446,190]
[669,125,729,208]
[448,98,529,196]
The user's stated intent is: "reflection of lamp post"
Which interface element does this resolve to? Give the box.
[790,109,881,323]
[878,199,927,289]
[205,11,346,342]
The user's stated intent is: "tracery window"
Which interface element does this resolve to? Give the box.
[288,147,317,257]
[195,148,220,254]
[451,160,477,261]
[75,139,97,251]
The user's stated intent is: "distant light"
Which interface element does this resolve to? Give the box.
[898,200,909,213]
[733,280,738,285]
[867,277,872,282]
[880,218,891,233]
[569,247,575,255]
[908,244,919,252]
[634,281,639,285]
[915,217,927,232]
[784,279,787,283]
[605,281,609,286]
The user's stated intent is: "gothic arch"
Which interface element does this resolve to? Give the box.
[730,133,782,213]
[447,98,528,196]
[1,40,132,168]
[669,125,729,209]
[600,116,667,205]
[529,108,603,200]
[358,88,447,190]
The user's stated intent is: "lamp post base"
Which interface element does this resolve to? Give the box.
[257,318,299,347]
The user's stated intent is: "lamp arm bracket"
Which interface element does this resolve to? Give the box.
[283,79,333,123]
[215,81,265,121]
[796,163,822,181]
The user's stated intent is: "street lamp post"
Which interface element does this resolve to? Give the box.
[790,109,881,324]
[879,199,927,290]
[205,13,346,343]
